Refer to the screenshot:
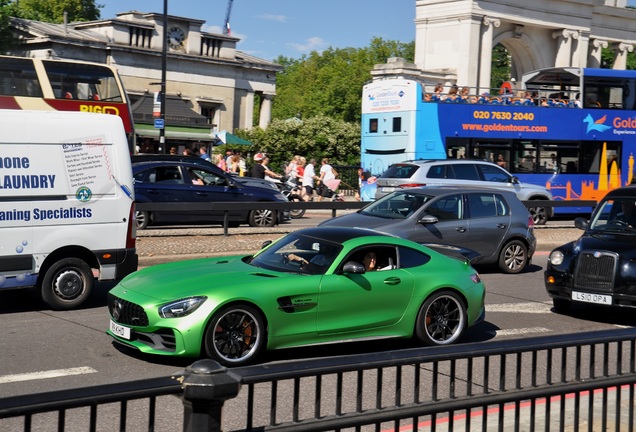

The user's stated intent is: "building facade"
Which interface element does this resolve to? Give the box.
[10,10,282,153]
[380,0,636,92]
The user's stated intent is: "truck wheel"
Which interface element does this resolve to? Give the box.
[41,258,94,310]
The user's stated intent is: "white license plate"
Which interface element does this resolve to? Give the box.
[110,319,131,340]
[572,291,612,305]
[381,187,396,193]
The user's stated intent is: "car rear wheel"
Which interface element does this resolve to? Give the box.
[552,298,571,314]
[498,240,528,274]
[249,209,277,227]
[204,305,265,366]
[135,210,149,230]
[415,291,467,346]
[41,258,94,310]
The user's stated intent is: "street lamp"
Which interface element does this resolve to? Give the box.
[150,0,168,152]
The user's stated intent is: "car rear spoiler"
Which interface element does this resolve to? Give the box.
[422,243,481,264]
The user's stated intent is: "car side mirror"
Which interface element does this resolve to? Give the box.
[418,214,439,224]
[227,177,236,188]
[343,261,365,274]
[261,240,273,249]
[510,176,520,184]
[574,217,589,231]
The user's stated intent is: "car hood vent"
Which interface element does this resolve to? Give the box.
[250,272,279,278]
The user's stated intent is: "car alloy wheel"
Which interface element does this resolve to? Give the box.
[249,209,277,227]
[529,205,548,225]
[205,305,265,366]
[499,240,528,274]
[415,291,466,346]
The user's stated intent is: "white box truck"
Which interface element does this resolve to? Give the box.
[0,110,138,309]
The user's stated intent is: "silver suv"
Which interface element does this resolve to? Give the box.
[375,159,553,224]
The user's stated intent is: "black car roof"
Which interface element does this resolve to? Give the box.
[604,186,636,199]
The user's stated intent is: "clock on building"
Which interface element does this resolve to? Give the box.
[168,26,185,49]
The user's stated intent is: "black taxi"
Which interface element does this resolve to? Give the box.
[545,186,636,313]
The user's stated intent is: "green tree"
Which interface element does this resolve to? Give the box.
[490,44,511,93]
[235,115,361,172]
[15,0,101,23]
[272,37,414,123]
[0,0,18,53]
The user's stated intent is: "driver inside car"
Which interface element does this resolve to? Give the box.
[286,243,338,274]
[614,200,636,227]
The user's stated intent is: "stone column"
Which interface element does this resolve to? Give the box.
[479,16,500,94]
[589,39,608,68]
[243,91,254,130]
[258,94,272,129]
[612,42,634,70]
[553,29,578,67]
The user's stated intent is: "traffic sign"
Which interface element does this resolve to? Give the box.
[154,119,165,129]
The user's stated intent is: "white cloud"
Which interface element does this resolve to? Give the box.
[257,14,287,23]
[287,37,327,53]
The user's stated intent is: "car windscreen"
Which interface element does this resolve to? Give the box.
[250,232,343,275]
[589,198,636,232]
[360,192,433,219]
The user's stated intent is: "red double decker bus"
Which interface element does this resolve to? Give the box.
[0,55,134,152]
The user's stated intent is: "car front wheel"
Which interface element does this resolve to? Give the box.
[204,305,266,366]
[249,208,277,227]
[552,298,571,314]
[415,291,467,346]
[498,240,528,274]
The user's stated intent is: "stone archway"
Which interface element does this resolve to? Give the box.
[414,0,636,89]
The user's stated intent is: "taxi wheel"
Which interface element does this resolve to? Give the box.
[41,258,93,310]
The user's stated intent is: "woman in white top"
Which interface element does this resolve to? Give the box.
[301,158,317,201]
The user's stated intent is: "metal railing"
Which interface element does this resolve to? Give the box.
[2,328,635,431]
[136,199,596,235]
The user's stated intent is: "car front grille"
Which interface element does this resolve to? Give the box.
[573,251,617,292]
[108,294,149,327]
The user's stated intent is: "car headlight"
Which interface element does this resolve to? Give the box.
[159,296,207,318]
[549,250,564,266]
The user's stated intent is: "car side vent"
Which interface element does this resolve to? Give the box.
[251,272,278,278]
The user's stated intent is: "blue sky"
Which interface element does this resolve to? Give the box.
[98,1,416,61]
[99,1,636,62]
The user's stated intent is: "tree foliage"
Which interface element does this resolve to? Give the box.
[234,116,361,171]
[14,0,101,23]
[272,37,414,124]
[0,0,18,53]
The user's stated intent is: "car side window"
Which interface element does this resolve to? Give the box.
[477,164,510,183]
[397,246,431,269]
[155,167,184,184]
[189,168,227,186]
[426,165,447,179]
[425,194,463,221]
[449,164,481,181]
[467,193,498,218]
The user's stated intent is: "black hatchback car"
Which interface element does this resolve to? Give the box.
[133,160,288,229]
[545,186,636,313]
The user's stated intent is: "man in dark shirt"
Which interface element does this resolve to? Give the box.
[250,153,282,180]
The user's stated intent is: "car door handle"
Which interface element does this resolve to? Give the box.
[497,224,507,229]
[146,189,160,195]
[455,227,466,233]
[383,277,401,285]
[195,192,208,196]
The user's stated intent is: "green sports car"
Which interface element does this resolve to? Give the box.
[107,227,486,366]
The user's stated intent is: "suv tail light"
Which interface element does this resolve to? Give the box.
[399,183,426,189]
[126,203,137,249]
[528,215,535,230]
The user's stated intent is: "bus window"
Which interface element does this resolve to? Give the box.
[369,118,378,133]
[392,117,402,132]
[0,58,43,97]
[43,61,123,102]
[581,141,621,174]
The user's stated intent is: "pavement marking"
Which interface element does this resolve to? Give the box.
[0,366,97,384]
[493,327,552,337]
[486,302,552,314]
